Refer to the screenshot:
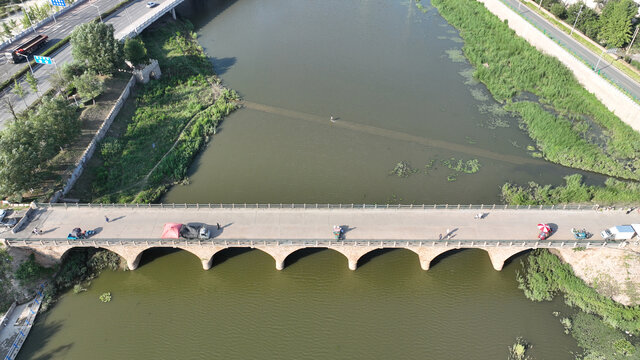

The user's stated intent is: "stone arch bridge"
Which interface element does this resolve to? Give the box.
[2,203,637,271]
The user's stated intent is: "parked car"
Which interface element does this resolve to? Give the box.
[0,218,17,228]
[0,209,6,222]
[146,2,158,8]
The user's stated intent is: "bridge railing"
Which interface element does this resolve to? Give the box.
[36,203,601,210]
[8,238,633,249]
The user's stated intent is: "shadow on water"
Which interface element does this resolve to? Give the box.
[137,248,183,268]
[211,56,237,75]
[283,248,328,268]
[357,248,398,268]
[15,318,71,360]
[210,247,254,268]
[502,249,533,269]
[429,248,467,269]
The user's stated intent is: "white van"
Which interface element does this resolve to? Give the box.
[600,224,640,241]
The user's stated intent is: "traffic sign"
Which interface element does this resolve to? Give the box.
[50,0,66,7]
[34,56,53,65]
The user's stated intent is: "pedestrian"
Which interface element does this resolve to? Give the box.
[105,216,109,223]
[32,227,41,235]
[330,115,336,123]
[438,234,442,240]
[216,223,221,230]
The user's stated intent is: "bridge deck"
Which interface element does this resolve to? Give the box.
[6,205,639,243]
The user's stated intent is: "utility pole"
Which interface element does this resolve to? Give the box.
[594,48,606,72]
[627,26,639,55]
[538,0,543,9]
[90,3,102,22]
[570,3,584,36]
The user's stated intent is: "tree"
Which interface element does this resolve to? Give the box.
[32,96,80,155]
[1,97,18,121]
[2,22,12,40]
[598,0,638,48]
[124,38,149,66]
[0,117,42,197]
[73,70,105,105]
[566,3,600,39]
[550,3,567,19]
[25,71,39,96]
[12,79,27,108]
[70,22,124,75]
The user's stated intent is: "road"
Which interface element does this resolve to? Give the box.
[0,0,169,127]
[7,204,640,243]
[502,0,640,101]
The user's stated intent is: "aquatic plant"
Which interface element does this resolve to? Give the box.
[469,88,489,102]
[508,337,532,360]
[442,157,480,174]
[502,174,640,205]
[99,292,112,303]
[389,161,419,178]
[431,0,640,181]
[444,49,465,63]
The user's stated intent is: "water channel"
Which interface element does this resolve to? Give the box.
[19,0,594,358]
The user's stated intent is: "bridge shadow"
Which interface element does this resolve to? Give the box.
[283,248,327,268]
[210,247,253,268]
[138,248,183,267]
[502,249,533,269]
[357,248,398,269]
[429,248,467,269]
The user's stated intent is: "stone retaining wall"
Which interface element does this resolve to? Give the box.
[0,302,16,327]
[50,75,136,203]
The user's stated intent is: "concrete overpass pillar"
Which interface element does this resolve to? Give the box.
[171,8,176,20]
[483,247,531,271]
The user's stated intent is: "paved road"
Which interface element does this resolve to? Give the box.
[503,0,640,101]
[0,0,169,128]
[6,205,640,243]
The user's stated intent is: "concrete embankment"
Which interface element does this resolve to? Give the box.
[477,0,640,131]
[0,290,44,360]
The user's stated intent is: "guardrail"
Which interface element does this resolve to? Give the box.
[118,0,185,40]
[7,238,634,249]
[3,285,45,360]
[36,202,602,210]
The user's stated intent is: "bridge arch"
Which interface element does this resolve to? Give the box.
[58,246,132,270]
[206,247,276,270]
[481,247,533,271]
[131,246,224,270]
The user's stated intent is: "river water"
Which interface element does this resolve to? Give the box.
[20,249,579,359]
[18,0,591,358]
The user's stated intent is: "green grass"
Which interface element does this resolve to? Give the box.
[502,174,640,205]
[431,0,640,181]
[518,250,640,334]
[85,19,238,203]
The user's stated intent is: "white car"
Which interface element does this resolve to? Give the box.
[146,2,158,8]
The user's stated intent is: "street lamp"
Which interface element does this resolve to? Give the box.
[570,3,584,36]
[17,53,39,93]
[19,0,36,34]
[89,3,102,22]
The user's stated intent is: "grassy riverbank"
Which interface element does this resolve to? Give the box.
[501,174,640,205]
[518,250,640,357]
[431,0,640,181]
[74,19,238,203]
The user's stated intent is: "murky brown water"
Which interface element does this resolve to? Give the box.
[18,0,592,358]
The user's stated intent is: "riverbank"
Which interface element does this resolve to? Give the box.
[518,249,640,358]
[430,0,640,182]
[69,18,238,203]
